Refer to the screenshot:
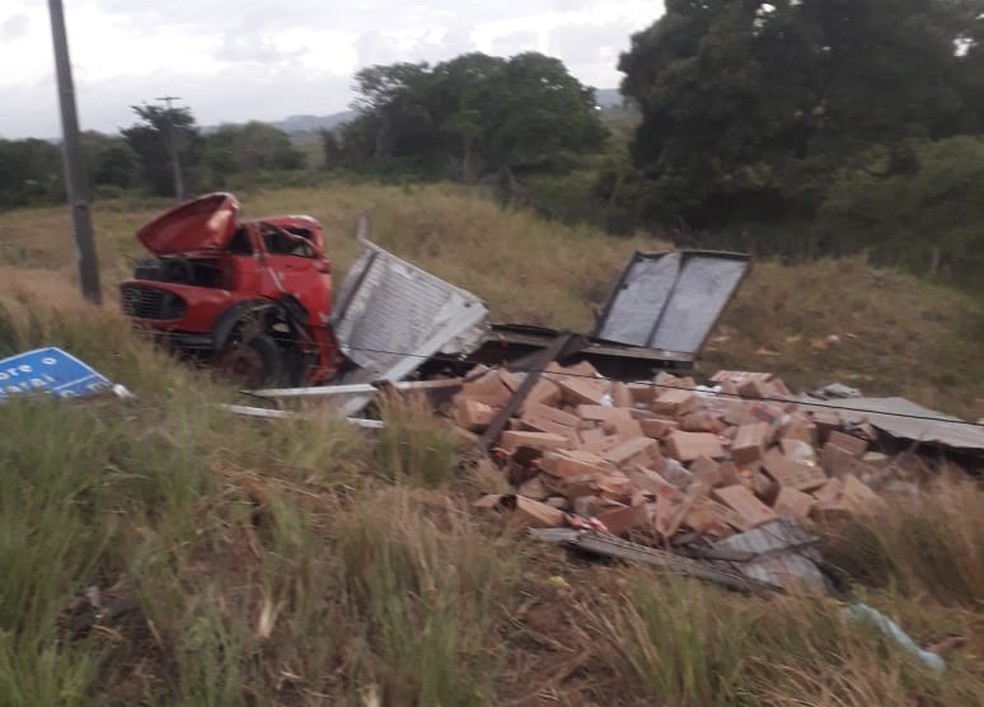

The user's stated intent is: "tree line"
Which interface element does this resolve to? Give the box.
[0,105,306,209]
[318,0,982,288]
[2,0,982,288]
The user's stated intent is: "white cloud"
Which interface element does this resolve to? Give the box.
[0,0,663,138]
[1,12,29,42]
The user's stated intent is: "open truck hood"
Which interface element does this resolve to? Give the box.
[137,192,240,255]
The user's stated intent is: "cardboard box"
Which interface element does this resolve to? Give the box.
[640,418,680,439]
[627,468,686,503]
[652,388,697,416]
[773,486,815,520]
[665,431,725,462]
[810,410,841,444]
[473,494,567,528]
[452,398,495,431]
[731,422,771,465]
[460,370,512,406]
[542,450,615,479]
[554,376,610,405]
[598,503,653,536]
[827,430,868,457]
[576,428,623,455]
[820,443,879,479]
[690,455,724,488]
[761,448,828,492]
[679,411,723,433]
[712,485,778,529]
[521,402,580,436]
[603,436,660,468]
[841,474,887,513]
[611,382,634,408]
[500,431,571,453]
[521,379,562,412]
[812,477,843,503]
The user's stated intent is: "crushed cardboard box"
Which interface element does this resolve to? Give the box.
[456,361,952,592]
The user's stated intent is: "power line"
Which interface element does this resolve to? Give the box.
[181,333,984,430]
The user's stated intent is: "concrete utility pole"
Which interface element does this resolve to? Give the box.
[155,95,185,201]
[47,0,101,304]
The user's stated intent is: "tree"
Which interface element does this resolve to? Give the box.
[81,131,138,190]
[618,0,980,227]
[336,52,608,180]
[0,139,63,208]
[204,122,304,186]
[122,104,204,197]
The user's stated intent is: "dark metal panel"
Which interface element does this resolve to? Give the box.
[593,250,751,355]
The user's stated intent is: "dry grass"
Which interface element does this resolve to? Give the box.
[3,183,982,415]
[0,183,982,705]
[704,257,984,419]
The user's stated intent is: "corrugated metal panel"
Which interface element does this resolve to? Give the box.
[795,395,984,453]
[330,238,489,414]
[593,250,750,355]
[712,519,828,593]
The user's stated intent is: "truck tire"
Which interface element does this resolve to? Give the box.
[214,334,284,388]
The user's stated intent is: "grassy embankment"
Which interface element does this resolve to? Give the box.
[0,183,981,705]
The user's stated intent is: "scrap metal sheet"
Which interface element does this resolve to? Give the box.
[796,395,984,453]
[330,239,489,413]
[593,251,750,355]
[712,519,829,594]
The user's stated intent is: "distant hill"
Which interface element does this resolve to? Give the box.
[207,91,622,137]
[201,110,357,137]
[593,88,624,109]
[268,111,357,135]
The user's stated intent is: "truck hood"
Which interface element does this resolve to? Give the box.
[137,192,240,255]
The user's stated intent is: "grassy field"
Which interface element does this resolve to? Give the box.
[0,183,982,705]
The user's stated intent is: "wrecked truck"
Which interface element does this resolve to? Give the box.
[120,192,489,389]
[121,192,751,397]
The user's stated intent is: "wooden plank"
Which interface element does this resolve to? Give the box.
[477,333,576,453]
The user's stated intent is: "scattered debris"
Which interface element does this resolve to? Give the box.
[461,361,979,592]
[221,404,385,428]
[812,382,863,400]
[0,347,130,401]
[797,393,984,454]
[842,603,946,672]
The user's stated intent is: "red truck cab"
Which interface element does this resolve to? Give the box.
[120,193,341,386]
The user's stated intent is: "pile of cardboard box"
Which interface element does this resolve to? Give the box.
[459,362,891,542]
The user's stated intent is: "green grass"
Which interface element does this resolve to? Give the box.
[0,182,982,704]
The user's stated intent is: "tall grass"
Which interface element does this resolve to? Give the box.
[0,183,981,704]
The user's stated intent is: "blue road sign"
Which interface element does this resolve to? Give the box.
[0,347,111,401]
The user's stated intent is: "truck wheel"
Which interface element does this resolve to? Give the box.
[214,334,284,388]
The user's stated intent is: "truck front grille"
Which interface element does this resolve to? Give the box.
[121,285,186,320]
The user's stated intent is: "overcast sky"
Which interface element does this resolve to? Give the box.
[0,0,663,140]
